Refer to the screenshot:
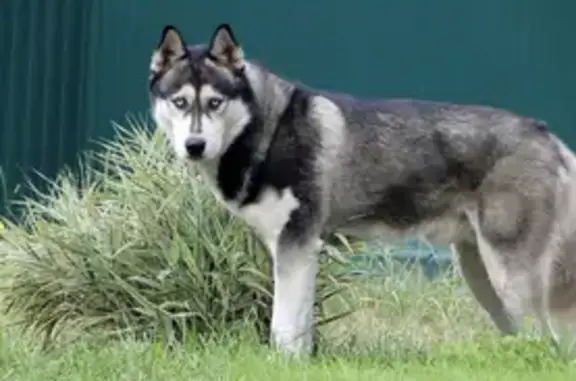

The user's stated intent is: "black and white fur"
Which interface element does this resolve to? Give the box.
[149,24,576,355]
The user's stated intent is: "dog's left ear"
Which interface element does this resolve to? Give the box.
[208,23,244,70]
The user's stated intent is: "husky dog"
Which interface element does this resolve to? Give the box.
[149,23,576,355]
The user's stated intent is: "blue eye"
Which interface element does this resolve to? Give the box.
[207,97,223,111]
[172,97,189,110]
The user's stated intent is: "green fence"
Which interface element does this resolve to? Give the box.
[2,0,576,215]
[0,0,102,212]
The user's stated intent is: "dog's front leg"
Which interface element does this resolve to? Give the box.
[269,238,320,356]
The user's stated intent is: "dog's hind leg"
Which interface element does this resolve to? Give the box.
[452,238,518,335]
[542,233,576,356]
[542,313,576,357]
[459,143,569,337]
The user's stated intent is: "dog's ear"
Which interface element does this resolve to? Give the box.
[150,26,187,79]
[208,23,244,70]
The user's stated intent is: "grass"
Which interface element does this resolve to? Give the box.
[1,266,574,380]
[0,335,572,381]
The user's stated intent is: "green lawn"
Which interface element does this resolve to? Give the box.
[1,266,574,381]
[0,334,572,381]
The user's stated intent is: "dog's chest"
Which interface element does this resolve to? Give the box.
[218,186,300,251]
[197,165,300,248]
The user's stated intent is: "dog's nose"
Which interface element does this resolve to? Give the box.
[184,137,206,158]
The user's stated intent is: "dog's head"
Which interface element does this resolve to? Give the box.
[149,24,253,161]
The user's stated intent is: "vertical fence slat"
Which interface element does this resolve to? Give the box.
[2,1,20,200]
[55,0,71,173]
[76,1,93,156]
[38,1,54,180]
[86,0,105,142]
[20,0,38,174]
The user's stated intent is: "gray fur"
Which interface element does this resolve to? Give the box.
[149,24,576,356]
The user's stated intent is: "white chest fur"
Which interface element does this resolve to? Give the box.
[234,188,299,250]
[221,187,300,254]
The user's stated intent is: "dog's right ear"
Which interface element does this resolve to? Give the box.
[150,26,187,79]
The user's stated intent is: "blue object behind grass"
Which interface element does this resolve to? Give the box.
[348,239,455,280]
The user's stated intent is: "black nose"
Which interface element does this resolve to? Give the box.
[184,137,206,158]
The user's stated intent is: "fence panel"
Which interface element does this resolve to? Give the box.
[0,0,101,214]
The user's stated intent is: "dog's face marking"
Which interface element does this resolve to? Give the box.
[152,82,250,160]
[149,24,252,161]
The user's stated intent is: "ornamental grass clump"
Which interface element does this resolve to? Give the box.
[0,120,353,346]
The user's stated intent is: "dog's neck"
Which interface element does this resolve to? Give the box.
[243,61,296,127]
[197,62,299,206]
[224,63,295,204]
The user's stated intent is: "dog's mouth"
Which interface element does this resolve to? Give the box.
[186,153,205,161]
